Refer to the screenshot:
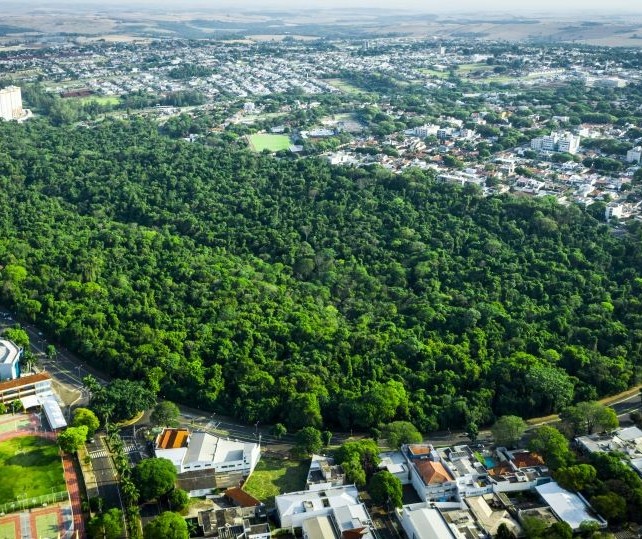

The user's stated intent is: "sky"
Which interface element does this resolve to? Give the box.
[13,0,642,11]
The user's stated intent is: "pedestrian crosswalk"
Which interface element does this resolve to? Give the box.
[89,445,139,459]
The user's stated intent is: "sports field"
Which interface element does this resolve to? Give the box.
[77,95,121,106]
[247,134,291,153]
[35,512,59,538]
[0,436,66,505]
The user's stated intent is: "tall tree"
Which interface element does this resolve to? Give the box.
[368,471,403,508]
[133,458,177,502]
[491,416,527,447]
[143,512,188,539]
[150,401,180,428]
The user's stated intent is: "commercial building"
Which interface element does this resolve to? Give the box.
[0,86,24,121]
[154,428,260,493]
[0,372,51,403]
[397,503,459,539]
[534,482,606,532]
[0,339,22,381]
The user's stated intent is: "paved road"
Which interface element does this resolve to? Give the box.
[86,436,124,512]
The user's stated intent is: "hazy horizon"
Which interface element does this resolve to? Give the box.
[7,0,642,12]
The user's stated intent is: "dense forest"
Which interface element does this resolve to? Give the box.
[1,118,641,433]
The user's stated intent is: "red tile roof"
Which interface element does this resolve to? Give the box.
[224,487,261,508]
[416,461,452,485]
[0,373,51,393]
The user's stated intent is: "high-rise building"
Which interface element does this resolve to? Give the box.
[0,86,23,121]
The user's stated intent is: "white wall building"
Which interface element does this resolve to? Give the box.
[626,146,642,164]
[0,86,23,121]
[535,482,606,531]
[531,132,580,154]
[397,503,461,539]
[0,339,22,381]
[154,428,260,477]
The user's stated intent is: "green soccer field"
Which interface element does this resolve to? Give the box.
[0,436,66,506]
[35,512,59,539]
[247,134,291,153]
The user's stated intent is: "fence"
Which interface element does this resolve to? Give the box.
[0,490,68,514]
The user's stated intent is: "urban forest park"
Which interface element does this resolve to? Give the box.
[0,115,641,435]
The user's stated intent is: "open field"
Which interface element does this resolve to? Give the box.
[0,415,30,434]
[247,134,291,153]
[325,78,363,94]
[243,457,309,507]
[0,436,66,505]
[76,95,121,106]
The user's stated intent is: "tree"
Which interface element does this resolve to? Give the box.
[150,401,180,428]
[46,344,57,360]
[381,421,422,449]
[88,508,124,539]
[143,512,188,539]
[322,430,333,447]
[491,416,527,447]
[295,427,323,456]
[368,471,403,508]
[132,458,177,502]
[58,425,89,453]
[91,379,156,423]
[522,516,548,539]
[554,464,597,492]
[341,458,367,487]
[72,408,100,439]
[590,492,626,522]
[496,523,516,539]
[2,327,29,349]
[272,423,287,439]
[561,402,619,436]
[167,488,189,512]
[528,426,572,470]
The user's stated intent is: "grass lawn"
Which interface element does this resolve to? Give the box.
[247,134,291,153]
[35,513,59,538]
[0,436,66,505]
[0,521,17,539]
[76,95,121,106]
[243,457,309,507]
[325,78,362,94]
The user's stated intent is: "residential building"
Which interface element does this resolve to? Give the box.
[154,428,260,492]
[465,494,521,536]
[275,485,374,538]
[413,124,439,138]
[198,506,270,538]
[531,132,580,154]
[0,86,23,121]
[626,146,642,164]
[0,339,22,381]
[534,482,606,532]
[378,451,412,485]
[402,444,459,501]
[306,454,345,491]
[576,426,642,477]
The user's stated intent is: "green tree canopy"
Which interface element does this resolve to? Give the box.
[88,508,124,539]
[150,401,180,428]
[294,427,323,456]
[58,425,89,453]
[381,421,422,449]
[133,458,178,502]
[143,512,188,539]
[491,416,527,447]
[368,470,403,508]
[528,425,572,470]
[561,402,618,436]
[72,408,100,439]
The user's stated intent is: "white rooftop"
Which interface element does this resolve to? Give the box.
[0,339,20,365]
[41,395,67,430]
[616,426,642,442]
[535,482,604,531]
[276,485,359,520]
[403,506,457,539]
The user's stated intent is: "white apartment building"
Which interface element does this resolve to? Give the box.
[626,146,642,164]
[0,86,23,121]
[531,132,580,154]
